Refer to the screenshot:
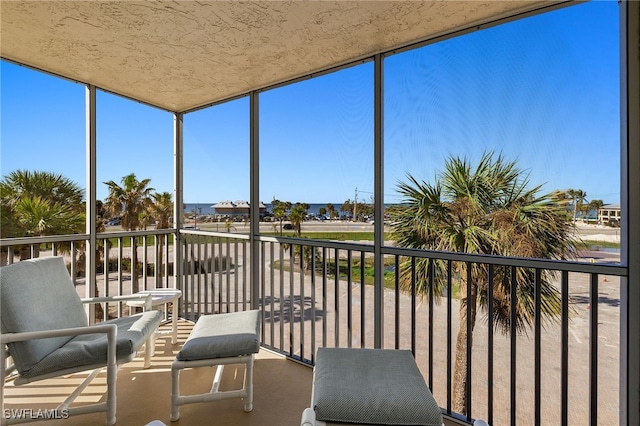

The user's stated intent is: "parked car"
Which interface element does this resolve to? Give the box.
[106,218,121,226]
[283,223,293,230]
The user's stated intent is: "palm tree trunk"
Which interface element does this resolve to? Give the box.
[452,279,478,415]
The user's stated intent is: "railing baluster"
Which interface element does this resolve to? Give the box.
[510,265,517,426]
[334,247,339,348]
[279,243,285,352]
[270,242,275,347]
[561,270,569,426]
[224,238,231,312]
[261,241,266,344]
[428,257,434,389]
[242,240,247,310]
[71,241,77,284]
[299,243,305,360]
[142,235,148,291]
[322,247,327,349]
[446,259,452,414]
[203,237,210,314]
[217,237,223,313]
[197,235,203,316]
[234,240,239,311]
[589,273,599,426]
[488,264,494,426]
[311,246,317,362]
[210,238,216,316]
[289,243,295,357]
[466,262,473,421]
[535,268,542,426]
[411,256,416,355]
[117,239,124,318]
[395,255,400,350]
[360,251,365,349]
[165,234,170,288]
[190,238,196,318]
[347,249,353,348]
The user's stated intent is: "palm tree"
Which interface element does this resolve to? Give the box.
[103,173,154,231]
[271,199,291,235]
[326,203,336,219]
[0,170,85,260]
[103,173,154,293]
[567,188,587,221]
[147,192,173,287]
[388,152,577,415]
[288,202,309,237]
[589,199,605,222]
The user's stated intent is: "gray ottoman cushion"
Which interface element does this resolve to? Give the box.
[313,348,442,425]
[177,310,260,361]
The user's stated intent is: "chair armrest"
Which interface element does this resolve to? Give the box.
[1,324,117,345]
[82,294,153,310]
[301,407,316,426]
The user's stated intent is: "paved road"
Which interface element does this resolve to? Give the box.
[187,220,623,243]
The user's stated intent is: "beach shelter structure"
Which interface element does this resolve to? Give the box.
[1,1,639,425]
[211,201,236,216]
[212,201,266,218]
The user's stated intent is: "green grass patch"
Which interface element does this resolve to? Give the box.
[578,240,620,250]
[262,231,393,241]
[275,256,397,290]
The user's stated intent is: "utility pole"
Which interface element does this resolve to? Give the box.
[353,187,358,222]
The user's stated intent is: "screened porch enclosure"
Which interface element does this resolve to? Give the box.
[1,1,639,425]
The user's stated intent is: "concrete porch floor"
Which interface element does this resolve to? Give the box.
[4,319,457,426]
[3,319,313,426]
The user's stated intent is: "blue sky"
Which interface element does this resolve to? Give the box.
[1,1,620,207]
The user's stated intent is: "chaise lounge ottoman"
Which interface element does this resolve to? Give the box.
[301,347,443,426]
[170,310,260,421]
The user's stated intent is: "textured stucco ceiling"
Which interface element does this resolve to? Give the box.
[1,1,569,113]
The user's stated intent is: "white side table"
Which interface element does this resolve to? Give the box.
[126,289,182,344]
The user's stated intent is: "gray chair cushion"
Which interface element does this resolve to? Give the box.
[313,348,443,426]
[0,257,88,375]
[177,310,260,361]
[21,310,163,378]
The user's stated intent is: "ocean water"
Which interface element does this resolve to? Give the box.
[183,203,347,216]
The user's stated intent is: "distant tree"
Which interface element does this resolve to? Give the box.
[567,188,587,221]
[319,207,327,217]
[103,173,154,231]
[271,199,291,235]
[326,203,336,219]
[288,202,309,237]
[340,199,353,218]
[588,199,605,221]
[389,152,577,415]
[103,173,154,293]
[356,201,374,220]
[147,192,173,286]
